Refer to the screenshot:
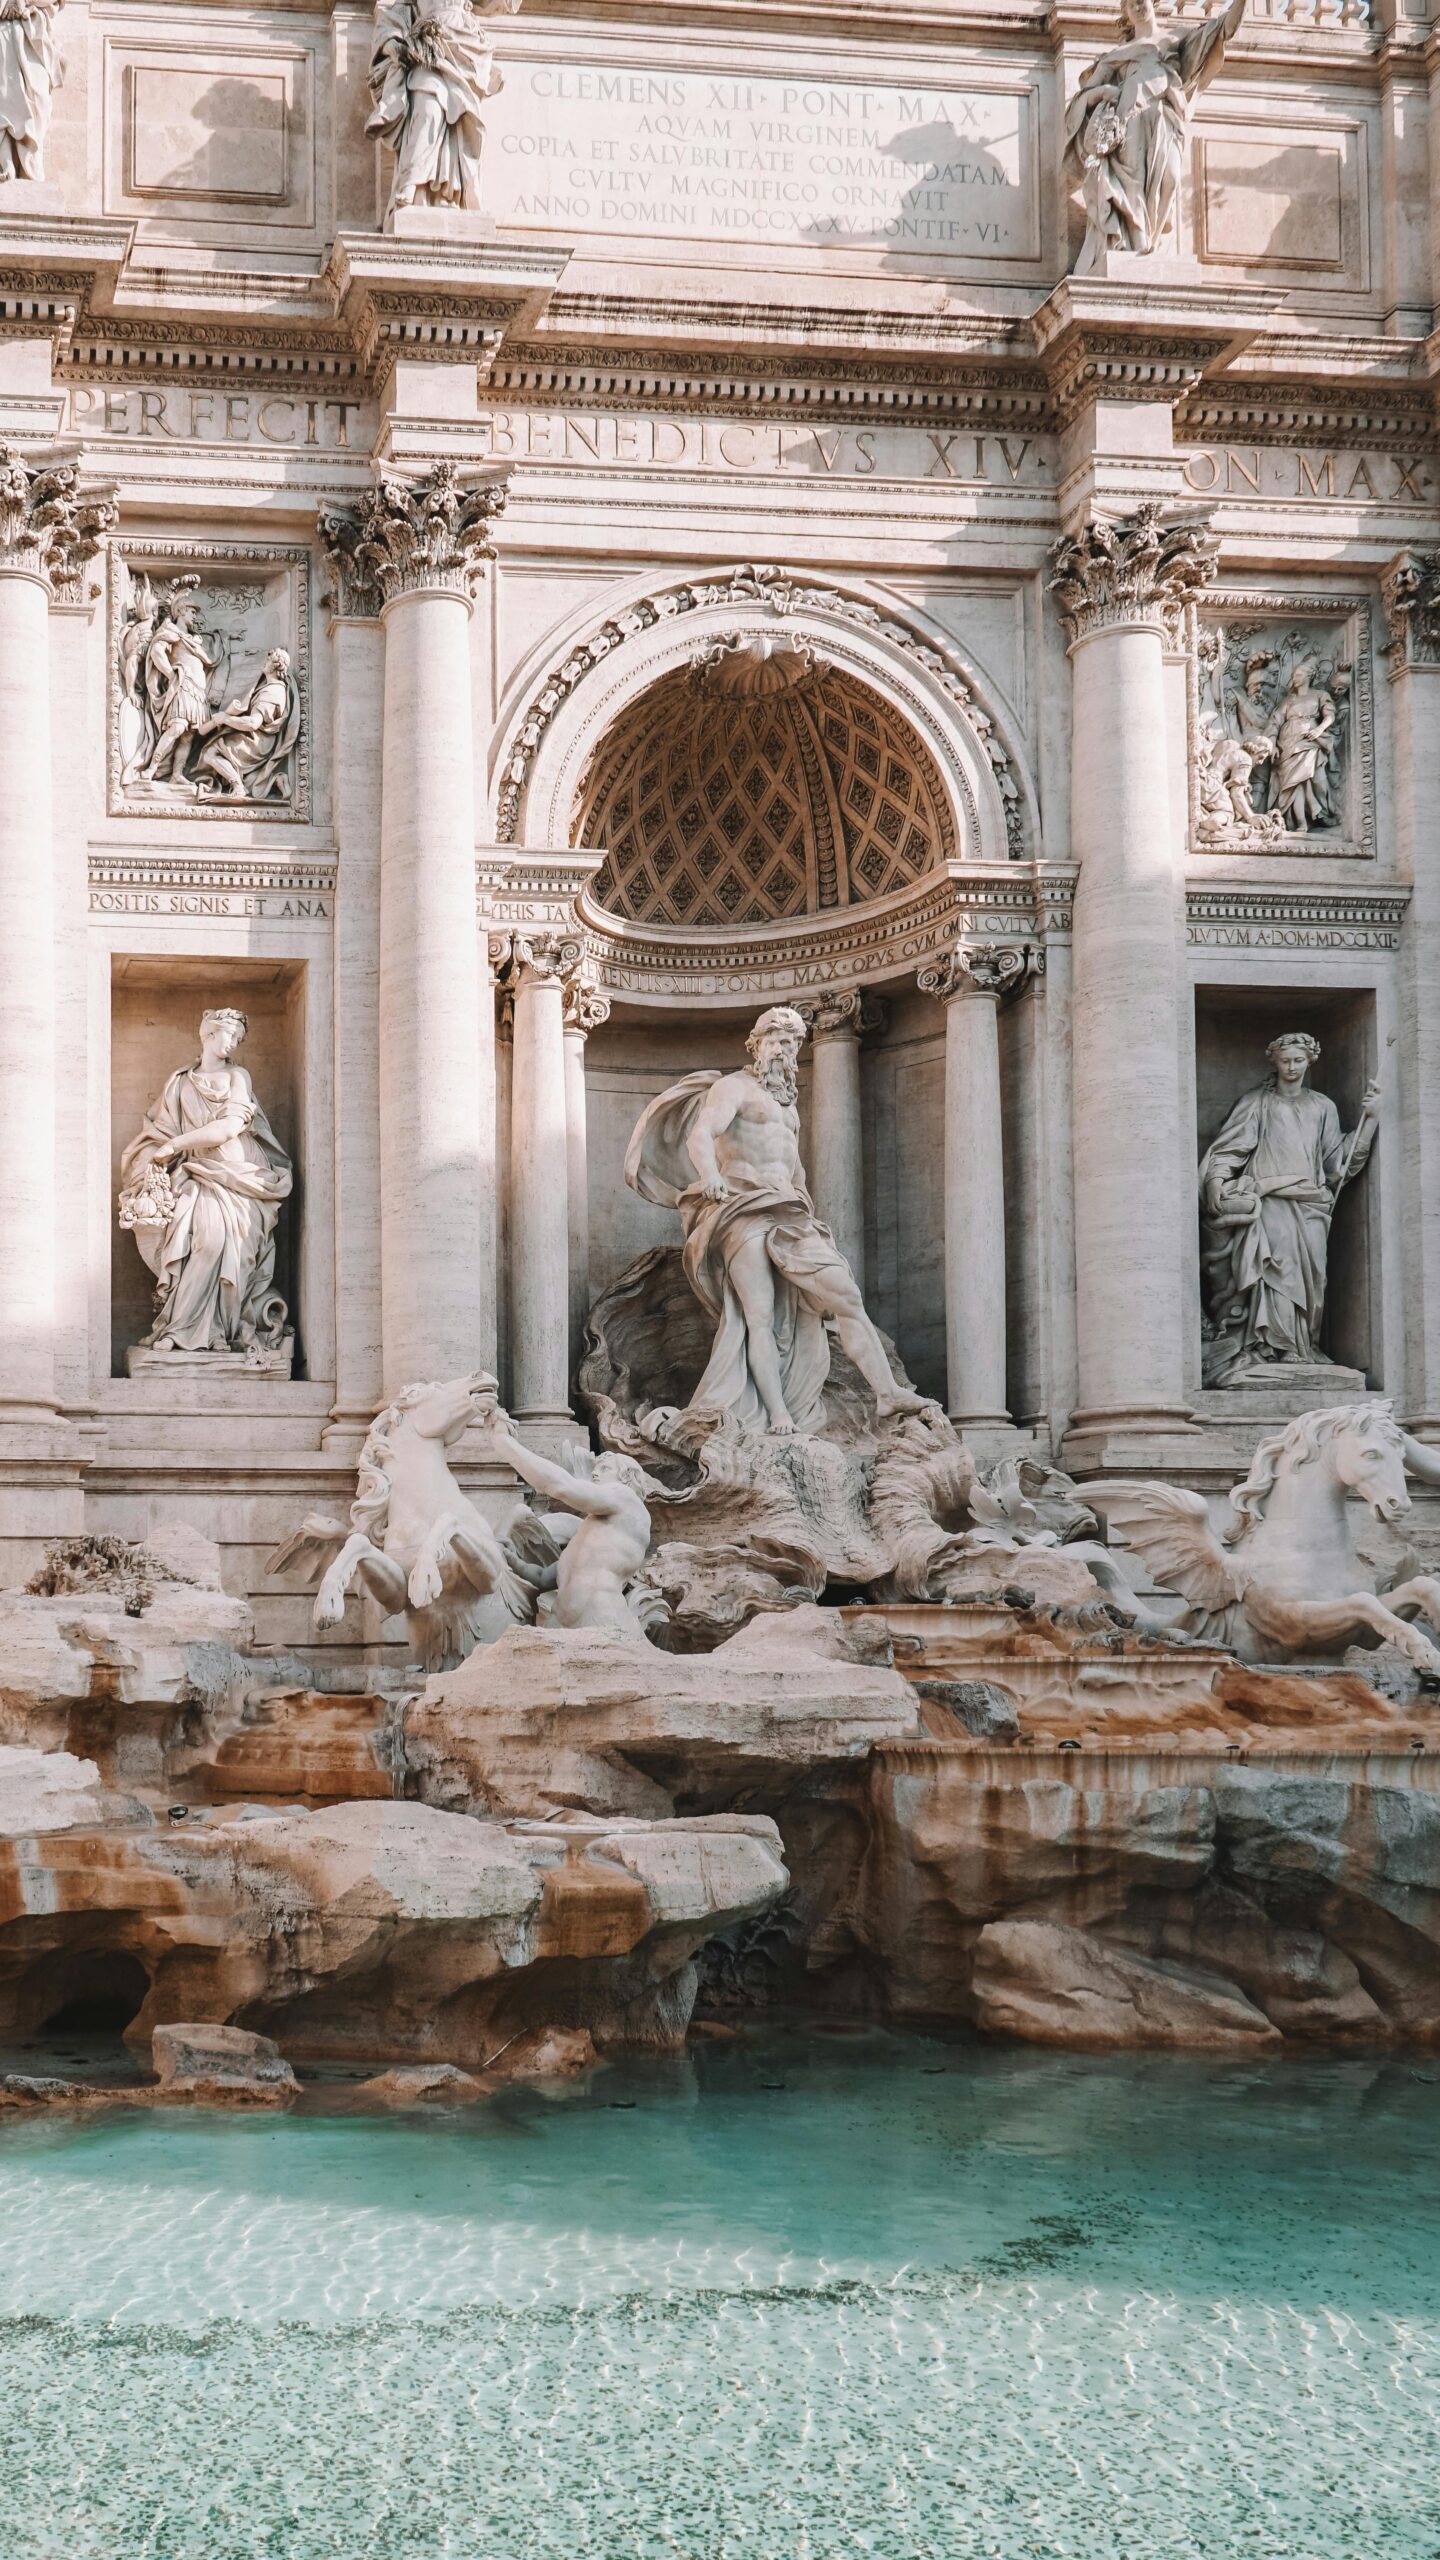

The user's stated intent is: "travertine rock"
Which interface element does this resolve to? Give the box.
[150,2022,299,2105]
[356,2062,487,2106]
[0,1796,787,2070]
[0,1744,144,1835]
[406,1621,921,1819]
[970,1920,1280,2051]
[0,1580,255,1786]
[820,1750,1440,2049]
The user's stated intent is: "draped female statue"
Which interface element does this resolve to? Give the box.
[118,1008,293,1366]
[366,0,519,216]
[1064,0,1245,272]
[0,0,61,185]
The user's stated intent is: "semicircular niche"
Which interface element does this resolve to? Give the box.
[575,641,958,928]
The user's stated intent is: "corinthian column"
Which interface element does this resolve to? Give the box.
[918,943,1025,1442]
[0,449,114,1440]
[324,464,506,1395]
[799,991,880,1282]
[504,932,581,1435]
[1051,505,1215,1453]
[1383,551,1440,1432]
[563,954,610,1376]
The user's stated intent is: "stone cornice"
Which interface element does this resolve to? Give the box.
[1184,881,1410,951]
[1031,278,1286,427]
[325,233,569,395]
[541,862,1077,1008]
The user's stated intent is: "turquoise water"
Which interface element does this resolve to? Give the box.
[2,2030,1440,2559]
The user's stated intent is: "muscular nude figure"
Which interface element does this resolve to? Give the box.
[481,1422,659,1637]
[626,1005,932,1437]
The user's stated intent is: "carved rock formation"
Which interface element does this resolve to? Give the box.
[0,1775,788,2069]
[790,1750,1440,2049]
[405,1620,922,1820]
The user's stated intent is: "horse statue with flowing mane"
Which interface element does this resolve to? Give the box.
[267,1372,536,1672]
[1087,1402,1440,1673]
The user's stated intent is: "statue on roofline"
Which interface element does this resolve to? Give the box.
[366,0,520,217]
[1065,0,1246,272]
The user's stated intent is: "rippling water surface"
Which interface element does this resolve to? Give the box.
[2,2029,1439,2558]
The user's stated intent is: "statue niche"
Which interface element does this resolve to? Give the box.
[118,1007,294,1377]
[1199,1030,1379,1390]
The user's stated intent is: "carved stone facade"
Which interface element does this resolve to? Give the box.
[0,0,1436,1611]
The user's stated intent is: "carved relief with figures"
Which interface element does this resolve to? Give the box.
[109,546,311,820]
[1190,599,1372,858]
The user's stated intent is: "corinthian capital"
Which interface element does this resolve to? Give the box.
[1049,504,1217,647]
[918,943,1031,1003]
[1381,549,1440,671]
[0,446,117,598]
[320,462,507,615]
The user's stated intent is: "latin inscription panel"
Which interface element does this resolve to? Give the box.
[484,64,1037,258]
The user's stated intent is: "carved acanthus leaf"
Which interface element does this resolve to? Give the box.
[0,445,117,597]
[1050,505,1218,646]
[321,463,507,613]
[562,950,612,1034]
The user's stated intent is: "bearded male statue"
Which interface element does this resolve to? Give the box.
[624,1005,931,1437]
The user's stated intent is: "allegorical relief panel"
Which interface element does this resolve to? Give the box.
[109,545,310,822]
[1189,594,1372,859]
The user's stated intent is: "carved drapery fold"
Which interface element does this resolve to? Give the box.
[320,462,507,615]
[1049,505,1218,648]
[0,445,117,598]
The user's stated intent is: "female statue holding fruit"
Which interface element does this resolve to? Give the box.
[118,1007,293,1358]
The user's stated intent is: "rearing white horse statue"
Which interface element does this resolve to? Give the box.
[267,1372,535,1673]
[1089,1402,1440,1673]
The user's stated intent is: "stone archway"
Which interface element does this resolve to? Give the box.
[493,566,1037,870]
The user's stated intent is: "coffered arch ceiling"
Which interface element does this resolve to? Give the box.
[574,638,958,929]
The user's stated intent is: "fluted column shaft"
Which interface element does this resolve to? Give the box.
[920,948,1021,1435]
[562,960,610,1379]
[1384,551,1440,1430]
[1052,508,1215,1442]
[325,465,506,1395]
[378,581,482,1390]
[0,564,56,1417]
[508,935,579,1427]
[323,610,385,1441]
[0,451,114,1431]
[802,992,873,1282]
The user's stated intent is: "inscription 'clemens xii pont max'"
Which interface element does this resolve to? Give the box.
[483,67,1035,254]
